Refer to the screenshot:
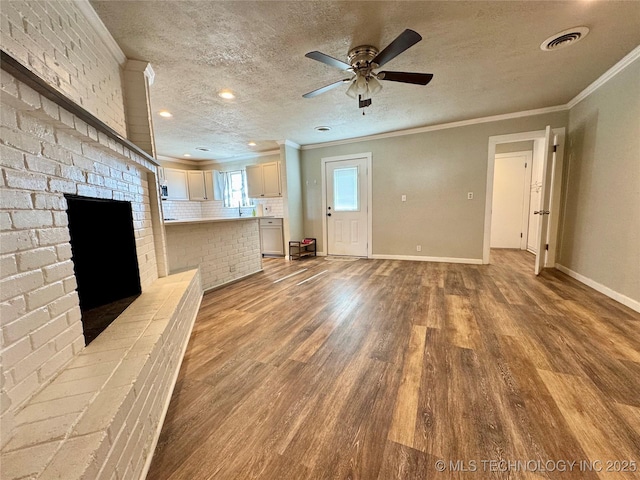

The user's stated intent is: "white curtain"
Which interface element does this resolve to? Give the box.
[223,170,251,207]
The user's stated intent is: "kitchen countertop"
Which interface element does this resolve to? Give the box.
[163,216,261,226]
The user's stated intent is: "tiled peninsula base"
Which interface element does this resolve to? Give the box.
[0,270,202,480]
[164,217,263,291]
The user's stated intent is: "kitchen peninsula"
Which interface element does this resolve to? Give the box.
[164,217,262,291]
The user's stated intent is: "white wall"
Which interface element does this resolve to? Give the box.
[301,111,568,259]
[558,57,640,306]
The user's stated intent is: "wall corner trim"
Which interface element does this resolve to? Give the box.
[75,0,127,65]
[277,139,302,149]
[555,264,640,313]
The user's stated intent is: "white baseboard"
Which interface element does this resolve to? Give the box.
[555,264,640,313]
[370,254,482,265]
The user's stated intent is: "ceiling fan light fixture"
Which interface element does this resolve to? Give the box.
[345,78,359,99]
[368,76,382,95]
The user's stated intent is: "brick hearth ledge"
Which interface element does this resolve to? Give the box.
[1,269,202,479]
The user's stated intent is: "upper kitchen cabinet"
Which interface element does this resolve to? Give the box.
[163,168,189,200]
[187,171,207,201]
[246,162,281,198]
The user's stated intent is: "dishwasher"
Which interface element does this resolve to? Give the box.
[259,218,284,256]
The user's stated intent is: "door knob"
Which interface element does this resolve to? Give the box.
[327,213,332,216]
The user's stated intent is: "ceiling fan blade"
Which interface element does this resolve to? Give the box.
[372,29,422,67]
[305,51,352,71]
[378,71,433,85]
[302,79,350,98]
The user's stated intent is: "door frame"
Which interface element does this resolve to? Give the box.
[492,150,533,250]
[321,152,373,258]
[484,128,565,266]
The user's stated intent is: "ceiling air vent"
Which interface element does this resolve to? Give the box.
[541,27,589,51]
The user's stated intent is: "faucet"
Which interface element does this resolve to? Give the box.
[238,204,242,217]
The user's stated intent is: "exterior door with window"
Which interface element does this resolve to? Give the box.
[325,157,368,256]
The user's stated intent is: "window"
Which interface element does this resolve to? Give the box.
[333,166,359,211]
[223,170,252,207]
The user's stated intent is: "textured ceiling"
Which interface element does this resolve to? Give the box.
[90,1,640,162]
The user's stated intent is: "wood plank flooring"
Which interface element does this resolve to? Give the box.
[148,250,640,480]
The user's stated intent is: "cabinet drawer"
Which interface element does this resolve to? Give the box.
[259,218,282,227]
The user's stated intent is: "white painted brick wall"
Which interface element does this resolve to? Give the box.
[165,219,263,291]
[1,71,161,449]
[0,0,127,136]
[1,270,202,480]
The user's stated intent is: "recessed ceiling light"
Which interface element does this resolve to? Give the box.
[183,153,191,157]
[315,126,331,132]
[540,26,589,51]
[218,90,235,100]
[195,147,210,152]
[248,141,257,146]
[158,110,173,117]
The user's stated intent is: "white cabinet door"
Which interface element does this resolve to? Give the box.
[246,164,263,198]
[246,162,281,198]
[187,171,207,200]
[262,162,281,197]
[164,168,189,200]
[260,218,283,255]
[204,171,213,201]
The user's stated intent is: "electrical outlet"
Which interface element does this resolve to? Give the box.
[416,245,422,252]
[401,195,407,202]
[229,265,236,273]
[467,192,474,200]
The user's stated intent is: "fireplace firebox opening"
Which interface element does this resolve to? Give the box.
[65,195,142,345]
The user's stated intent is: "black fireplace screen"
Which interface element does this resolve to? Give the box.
[65,195,142,345]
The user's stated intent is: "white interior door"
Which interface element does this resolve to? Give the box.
[490,153,531,249]
[534,126,555,275]
[325,157,368,256]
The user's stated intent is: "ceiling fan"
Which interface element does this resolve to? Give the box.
[302,29,433,112]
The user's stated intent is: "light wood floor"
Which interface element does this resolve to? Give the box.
[148,250,640,480]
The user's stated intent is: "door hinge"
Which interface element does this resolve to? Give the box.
[520,233,523,238]
[525,162,527,168]
[553,145,558,152]
[545,244,549,251]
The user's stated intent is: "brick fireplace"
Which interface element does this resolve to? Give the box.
[1,1,203,478]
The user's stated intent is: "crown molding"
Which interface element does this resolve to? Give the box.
[156,155,200,166]
[567,44,640,109]
[215,149,281,163]
[277,139,301,149]
[75,0,127,66]
[301,105,567,150]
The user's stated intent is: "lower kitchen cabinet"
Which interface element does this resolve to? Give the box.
[259,218,283,256]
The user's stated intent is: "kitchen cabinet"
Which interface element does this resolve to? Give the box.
[246,162,281,198]
[259,218,284,256]
[187,171,207,200]
[163,168,189,200]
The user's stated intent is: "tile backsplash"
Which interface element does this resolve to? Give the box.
[165,197,284,220]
